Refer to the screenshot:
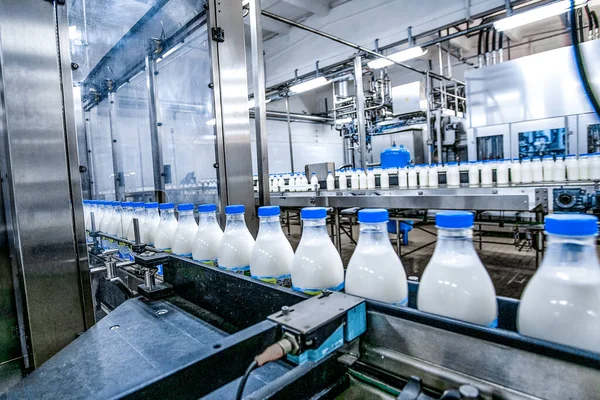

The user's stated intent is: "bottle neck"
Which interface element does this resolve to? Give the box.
[258,215,283,236]
[147,208,159,218]
[178,210,195,223]
[225,213,247,231]
[542,234,599,270]
[160,209,176,221]
[199,211,219,227]
[133,208,145,217]
[357,221,393,249]
[301,218,329,239]
[434,227,477,254]
[122,207,133,217]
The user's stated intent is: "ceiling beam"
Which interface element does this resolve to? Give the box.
[281,0,330,17]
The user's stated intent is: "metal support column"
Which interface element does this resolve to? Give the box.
[285,95,295,173]
[249,0,270,206]
[436,109,443,164]
[84,111,97,199]
[353,56,367,169]
[145,54,166,204]
[107,89,123,200]
[425,72,432,165]
[334,208,342,254]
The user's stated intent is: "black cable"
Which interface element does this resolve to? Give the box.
[477,29,483,57]
[491,28,496,52]
[591,11,599,33]
[578,7,584,43]
[484,27,490,55]
[584,4,594,35]
[236,360,258,400]
[570,0,600,118]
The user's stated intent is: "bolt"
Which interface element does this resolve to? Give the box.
[281,306,290,316]
[109,325,120,330]
[155,309,168,316]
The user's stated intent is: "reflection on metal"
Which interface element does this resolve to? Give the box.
[208,0,257,232]
[466,40,600,128]
[0,0,93,367]
[354,56,367,169]
[84,111,96,199]
[285,95,295,173]
[108,90,124,199]
[249,0,270,207]
[145,55,166,203]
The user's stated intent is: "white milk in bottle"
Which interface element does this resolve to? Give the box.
[521,158,533,183]
[171,203,198,258]
[192,204,223,265]
[338,170,347,190]
[350,169,359,190]
[398,167,408,189]
[468,162,480,187]
[217,204,255,274]
[291,207,344,294]
[518,214,600,352]
[326,171,335,191]
[153,203,178,252]
[510,158,522,184]
[428,164,439,188]
[126,202,146,241]
[380,169,390,189]
[250,206,294,287]
[367,168,376,189]
[345,209,408,305]
[418,211,497,326]
[142,202,160,246]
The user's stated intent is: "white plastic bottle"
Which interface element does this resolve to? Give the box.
[107,202,124,239]
[192,204,223,265]
[407,166,418,189]
[518,214,600,352]
[142,202,160,246]
[301,173,308,186]
[429,164,439,188]
[481,161,493,187]
[250,206,294,287]
[398,167,408,189]
[359,169,367,190]
[350,169,359,190]
[446,162,460,188]
[326,171,335,191]
[417,211,497,326]
[126,202,146,241]
[217,204,255,274]
[542,155,554,182]
[288,174,296,192]
[83,200,91,231]
[531,157,543,182]
[496,160,509,186]
[380,169,390,189]
[338,170,348,190]
[99,201,113,233]
[468,162,480,187]
[553,155,566,182]
[121,202,134,238]
[590,153,600,180]
[291,207,344,294]
[366,168,376,189]
[310,172,318,190]
[510,158,522,184]
[578,154,590,180]
[521,158,533,184]
[418,165,429,188]
[565,155,579,181]
[278,174,286,191]
[171,203,198,258]
[345,209,408,305]
[154,203,179,252]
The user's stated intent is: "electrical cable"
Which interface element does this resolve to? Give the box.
[570,0,600,118]
[235,360,258,400]
[584,4,593,36]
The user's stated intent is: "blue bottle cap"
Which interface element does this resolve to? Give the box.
[120,202,133,207]
[512,158,520,161]
[177,203,194,211]
[301,207,327,219]
[358,208,388,223]
[448,162,458,165]
[545,214,598,236]
[543,155,554,159]
[159,202,175,210]
[112,201,121,207]
[145,202,159,208]
[225,204,245,214]
[198,203,216,212]
[436,211,474,229]
[132,202,145,208]
[258,205,280,217]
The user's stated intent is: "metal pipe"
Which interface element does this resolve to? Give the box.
[436,109,443,164]
[133,218,141,245]
[285,95,295,173]
[425,72,432,165]
[446,43,452,78]
[107,90,123,200]
[354,56,367,170]
[145,54,166,203]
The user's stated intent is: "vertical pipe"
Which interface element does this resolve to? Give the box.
[425,72,433,165]
[107,90,123,200]
[354,56,367,169]
[145,54,166,203]
[335,208,342,254]
[249,0,270,206]
[285,95,295,173]
[84,111,97,198]
[437,44,446,110]
[436,109,443,164]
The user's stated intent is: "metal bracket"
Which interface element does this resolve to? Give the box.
[211,27,225,42]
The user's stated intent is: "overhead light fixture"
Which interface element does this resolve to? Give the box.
[494,0,587,31]
[367,46,428,69]
[289,76,330,94]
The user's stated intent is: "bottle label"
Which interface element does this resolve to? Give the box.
[194,259,217,266]
[391,297,409,307]
[292,281,344,296]
[175,253,192,259]
[251,273,291,288]
[219,265,251,277]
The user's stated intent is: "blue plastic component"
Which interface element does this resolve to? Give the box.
[380,142,410,169]
[121,202,133,208]
[287,325,344,365]
[358,208,388,223]
[159,203,175,210]
[387,220,413,245]
[132,202,145,208]
[225,204,245,214]
[436,211,474,229]
[198,203,217,212]
[145,202,159,208]
[177,203,194,211]
[345,302,367,341]
[301,207,327,219]
[258,205,280,217]
[545,214,598,236]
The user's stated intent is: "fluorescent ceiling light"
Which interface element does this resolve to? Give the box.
[367,46,428,69]
[494,0,587,31]
[289,76,330,94]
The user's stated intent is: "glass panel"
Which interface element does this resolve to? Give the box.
[88,100,115,200]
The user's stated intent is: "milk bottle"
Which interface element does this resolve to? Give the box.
[590,152,600,180]
[518,214,600,352]
[542,155,554,182]
[446,163,460,188]
[510,158,522,184]
[553,156,566,182]
[407,166,418,189]
[496,160,509,186]
[380,169,390,189]
[326,171,335,191]
[153,203,178,252]
[418,211,497,326]
[192,204,223,265]
[468,162,480,187]
[250,206,294,286]
[171,203,198,258]
[291,207,344,294]
[310,172,318,190]
[217,204,255,274]
[358,169,367,189]
[367,168,376,189]
[565,155,579,181]
[418,165,429,188]
[99,202,114,249]
[428,164,439,188]
[521,158,533,183]
[531,157,543,182]
[578,154,590,180]
[481,161,493,187]
[350,169,359,189]
[142,202,160,246]
[107,201,124,239]
[338,170,348,190]
[120,202,134,236]
[345,209,408,305]
[398,167,408,189]
[126,202,146,242]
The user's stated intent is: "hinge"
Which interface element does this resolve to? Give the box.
[211,27,225,43]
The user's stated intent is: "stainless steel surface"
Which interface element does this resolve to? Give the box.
[305,162,335,182]
[0,0,94,367]
[208,0,256,232]
[285,95,295,173]
[354,56,367,169]
[436,109,443,163]
[392,81,425,116]
[132,218,141,244]
[84,111,97,199]
[371,129,425,166]
[362,311,600,400]
[466,40,600,128]
[107,90,123,200]
[426,72,432,165]
[145,54,166,203]
[249,0,270,207]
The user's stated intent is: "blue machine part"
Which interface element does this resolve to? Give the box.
[553,188,593,213]
[380,142,411,169]
[344,302,367,341]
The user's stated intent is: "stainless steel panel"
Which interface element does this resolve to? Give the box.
[466,41,600,128]
[305,162,335,182]
[145,55,166,203]
[0,0,93,367]
[392,81,425,115]
[370,129,425,165]
[362,311,600,400]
